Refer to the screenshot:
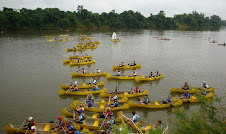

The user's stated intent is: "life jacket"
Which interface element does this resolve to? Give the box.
[59,120,66,128]
[135,87,140,93]
[114,101,119,107]
[133,114,139,123]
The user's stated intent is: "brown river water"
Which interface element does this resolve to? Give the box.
[0,28,226,133]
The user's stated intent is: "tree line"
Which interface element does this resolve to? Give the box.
[0,7,222,31]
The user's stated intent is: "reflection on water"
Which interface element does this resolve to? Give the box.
[1,28,226,133]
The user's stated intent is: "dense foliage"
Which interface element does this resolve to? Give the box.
[0,7,222,31]
[171,94,226,134]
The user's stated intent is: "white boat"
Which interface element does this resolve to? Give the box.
[112,32,121,42]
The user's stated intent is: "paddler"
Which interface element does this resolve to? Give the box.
[200,81,208,89]
[181,82,189,90]
[180,91,191,99]
[52,116,66,132]
[116,70,121,76]
[131,111,139,123]
[81,68,86,74]
[131,70,137,77]
[22,117,35,130]
[139,95,149,105]
[31,126,40,134]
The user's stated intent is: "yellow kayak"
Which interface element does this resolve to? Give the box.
[67,48,86,51]
[59,34,68,37]
[127,98,183,109]
[63,58,88,64]
[4,122,80,134]
[170,87,215,93]
[69,60,95,66]
[113,64,141,69]
[61,108,122,123]
[86,41,101,45]
[61,81,104,89]
[47,39,54,42]
[99,90,149,98]
[117,111,153,133]
[69,55,92,59]
[78,34,87,37]
[135,74,164,82]
[44,36,55,38]
[107,74,139,80]
[180,92,214,103]
[72,71,108,77]
[86,37,93,40]
[63,39,70,41]
[79,45,98,49]
[58,39,63,41]
[112,39,121,42]
[58,87,107,96]
[72,96,128,105]
[70,103,129,112]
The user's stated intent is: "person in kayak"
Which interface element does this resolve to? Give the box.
[115,86,120,94]
[129,61,136,66]
[130,86,141,94]
[111,92,118,101]
[180,91,191,99]
[88,94,95,102]
[118,62,125,67]
[181,82,189,90]
[81,68,86,74]
[131,111,139,124]
[200,81,209,89]
[139,95,150,105]
[76,104,85,114]
[109,99,119,108]
[116,70,121,76]
[31,126,40,134]
[95,68,101,74]
[68,85,78,92]
[65,122,75,134]
[75,113,85,124]
[52,116,66,131]
[84,99,93,108]
[91,84,99,91]
[22,117,35,130]
[131,70,137,77]
[161,95,173,104]
[149,72,153,78]
[155,120,164,130]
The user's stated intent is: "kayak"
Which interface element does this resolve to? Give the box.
[58,87,107,96]
[135,74,164,82]
[61,81,104,89]
[112,39,121,42]
[179,92,214,103]
[86,41,101,45]
[69,60,95,66]
[63,39,70,41]
[78,34,87,37]
[113,64,141,69]
[44,36,55,38]
[127,98,183,109]
[4,122,81,134]
[47,39,54,42]
[58,39,63,41]
[63,59,88,64]
[61,108,122,123]
[72,96,128,105]
[86,37,93,40]
[72,71,108,77]
[218,44,226,46]
[70,103,129,112]
[59,34,68,37]
[160,38,171,40]
[117,111,153,133]
[170,87,215,93]
[80,45,97,49]
[107,74,139,80]
[68,55,92,59]
[67,48,86,51]
[99,90,149,98]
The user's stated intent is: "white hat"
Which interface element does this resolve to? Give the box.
[203,81,206,83]
[31,126,36,130]
[28,117,33,121]
[119,128,123,131]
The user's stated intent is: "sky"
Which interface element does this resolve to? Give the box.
[0,0,225,19]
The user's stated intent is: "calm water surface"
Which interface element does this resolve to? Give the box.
[0,28,226,133]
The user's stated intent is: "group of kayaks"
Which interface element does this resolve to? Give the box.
[45,34,71,42]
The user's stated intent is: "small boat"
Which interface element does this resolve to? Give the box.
[72,71,108,77]
[160,38,171,40]
[135,74,164,82]
[72,96,128,105]
[63,58,88,64]
[179,92,214,103]
[86,37,94,40]
[117,111,153,133]
[70,103,129,112]
[61,81,105,89]
[58,39,63,41]
[69,60,95,66]
[47,39,54,42]
[59,34,68,37]
[99,90,149,98]
[113,64,141,69]
[63,38,70,41]
[86,41,101,45]
[58,87,107,96]
[69,55,92,59]
[170,87,214,93]
[127,98,183,109]
[218,43,226,46]
[44,36,55,38]
[61,108,122,123]
[67,48,86,51]
[4,122,80,134]
[81,45,98,49]
[112,32,121,42]
[78,34,87,37]
[107,74,139,80]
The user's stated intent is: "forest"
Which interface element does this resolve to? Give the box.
[0,7,222,31]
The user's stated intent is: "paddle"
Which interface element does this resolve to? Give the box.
[99,97,111,131]
[24,128,29,134]
[62,126,67,134]
[17,119,26,133]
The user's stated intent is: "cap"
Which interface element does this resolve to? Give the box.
[28,117,33,121]
[57,116,62,120]
[31,126,36,130]
[203,81,206,83]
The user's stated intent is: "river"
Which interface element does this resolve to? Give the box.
[0,28,226,133]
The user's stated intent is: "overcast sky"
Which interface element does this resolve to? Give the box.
[0,0,225,19]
